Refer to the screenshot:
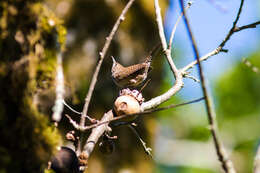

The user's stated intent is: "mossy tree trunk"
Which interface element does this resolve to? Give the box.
[0,1,65,172]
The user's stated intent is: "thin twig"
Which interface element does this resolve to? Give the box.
[65,114,81,130]
[139,79,151,92]
[128,125,154,159]
[234,21,260,32]
[76,0,260,170]
[168,1,192,50]
[63,100,82,115]
[81,97,204,131]
[179,0,236,172]
[154,0,179,75]
[183,73,200,82]
[141,0,184,110]
[180,47,223,73]
[219,0,244,48]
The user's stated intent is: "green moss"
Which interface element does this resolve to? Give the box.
[35,49,57,90]
[0,1,66,172]
[30,3,67,48]
[44,169,55,173]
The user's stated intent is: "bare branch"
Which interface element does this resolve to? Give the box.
[168,1,192,50]
[180,47,223,73]
[141,0,184,110]
[219,0,244,48]
[141,97,204,115]
[234,21,260,32]
[128,125,153,159]
[81,110,114,169]
[65,114,81,130]
[63,100,82,115]
[82,97,205,131]
[183,73,200,82]
[154,0,179,75]
[179,0,236,172]
[154,0,167,51]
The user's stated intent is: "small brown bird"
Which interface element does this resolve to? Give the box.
[111,44,161,88]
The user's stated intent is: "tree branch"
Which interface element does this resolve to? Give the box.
[80,97,205,132]
[168,1,192,50]
[219,0,244,48]
[141,0,184,110]
[82,110,114,158]
[234,21,260,32]
[180,47,223,73]
[179,0,237,172]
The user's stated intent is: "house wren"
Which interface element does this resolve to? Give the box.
[111,44,161,88]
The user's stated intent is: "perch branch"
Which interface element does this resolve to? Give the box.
[81,97,205,131]
[80,110,114,171]
[79,97,203,169]
[179,0,237,172]
[83,110,113,158]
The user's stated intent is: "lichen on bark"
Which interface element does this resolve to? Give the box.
[0,1,66,172]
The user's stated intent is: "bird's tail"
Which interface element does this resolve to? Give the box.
[145,43,162,63]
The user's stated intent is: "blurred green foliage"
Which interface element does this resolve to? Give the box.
[215,52,260,172]
[216,53,260,118]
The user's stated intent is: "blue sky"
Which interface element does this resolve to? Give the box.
[163,0,260,99]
